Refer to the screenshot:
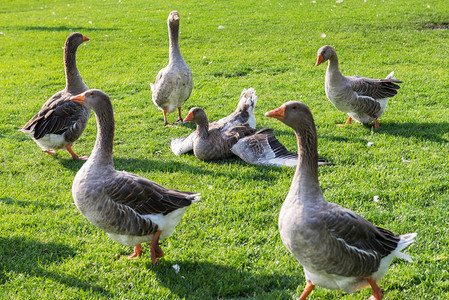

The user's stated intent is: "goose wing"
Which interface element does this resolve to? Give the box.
[105,171,198,216]
[22,93,87,139]
[315,203,400,277]
[349,76,402,100]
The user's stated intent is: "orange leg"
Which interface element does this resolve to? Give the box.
[176,107,183,123]
[336,116,352,127]
[65,144,88,160]
[367,277,383,300]
[374,118,380,129]
[298,281,315,300]
[150,230,164,265]
[163,109,169,126]
[44,149,57,156]
[345,116,353,125]
[128,244,144,259]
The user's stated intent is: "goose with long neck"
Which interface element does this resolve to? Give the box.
[21,32,91,159]
[265,101,416,299]
[151,11,193,126]
[70,89,200,264]
[316,45,402,129]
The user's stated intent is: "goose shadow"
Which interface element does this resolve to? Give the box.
[376,121,449,143]
[0,197,65,210]
[3,25,119,32]
[151,260,297,299]
[57,156,229,178]
[0,236,110,296]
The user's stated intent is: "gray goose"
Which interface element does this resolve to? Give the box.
[315,45,402,129]
[70,89,199,264]
[21,32,91,159]
[151,11,193,126]
[265,101,416,299]
[171,87,257,156]
[184,107,330,167]
[183,107,255,161]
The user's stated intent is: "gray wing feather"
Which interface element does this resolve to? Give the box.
[312,204,400,277]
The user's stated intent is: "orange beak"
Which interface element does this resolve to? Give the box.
[315,54,324,66]
[183,111,194,122]
[173,13,180,21]
[82,35,90,42]
[70,92,86,104]
[265,105,286,120]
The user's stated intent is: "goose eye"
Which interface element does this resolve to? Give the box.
[90,92,94,95]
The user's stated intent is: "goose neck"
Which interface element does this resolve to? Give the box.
[168,23,182,62]
[64,43,87,93]
[197,122,210,139]
[289,127,322,203]
[326,53,343,82]
[89,104,115,167]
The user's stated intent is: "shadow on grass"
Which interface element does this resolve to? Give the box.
[3,25,119,32]
[377,121,449,143]
[0,236,110,296]
[58,155,295,183]
[0,197,65,210]
[152,260,297,299]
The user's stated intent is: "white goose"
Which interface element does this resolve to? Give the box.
[315,45,402,129]
[265,101,416,299]
[70,89,199,264]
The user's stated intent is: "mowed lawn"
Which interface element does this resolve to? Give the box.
[1,0,448,299]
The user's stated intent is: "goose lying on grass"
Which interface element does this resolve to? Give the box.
[70,89,200,264]
[170,87,257,156]
[265,101,416,299]
[182,107,331,167]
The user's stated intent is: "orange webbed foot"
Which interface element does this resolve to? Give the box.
[127,244,144,259]
[44,149,57,155]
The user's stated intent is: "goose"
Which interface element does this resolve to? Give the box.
[171,87,257,156]
[183,107,330,167]
[21,32,91,159]
[265,101,416,299]
[315,45,402,129]
[70,89,200,264]
[151,11,193,126]
[182,107,255,161]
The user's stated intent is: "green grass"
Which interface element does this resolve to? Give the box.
[1,0,449,298]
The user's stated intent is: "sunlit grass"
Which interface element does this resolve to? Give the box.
[0,0,448,299]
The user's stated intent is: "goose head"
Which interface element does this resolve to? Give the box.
[315,45,336,66]
[183,107,209,125]
[168,11,180,25]
[65,32,89,50]
[70,89,110,112]
[265,101,314,131]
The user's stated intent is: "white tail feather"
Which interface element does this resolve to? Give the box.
[395,232,417,262]
[386,71,395,79]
